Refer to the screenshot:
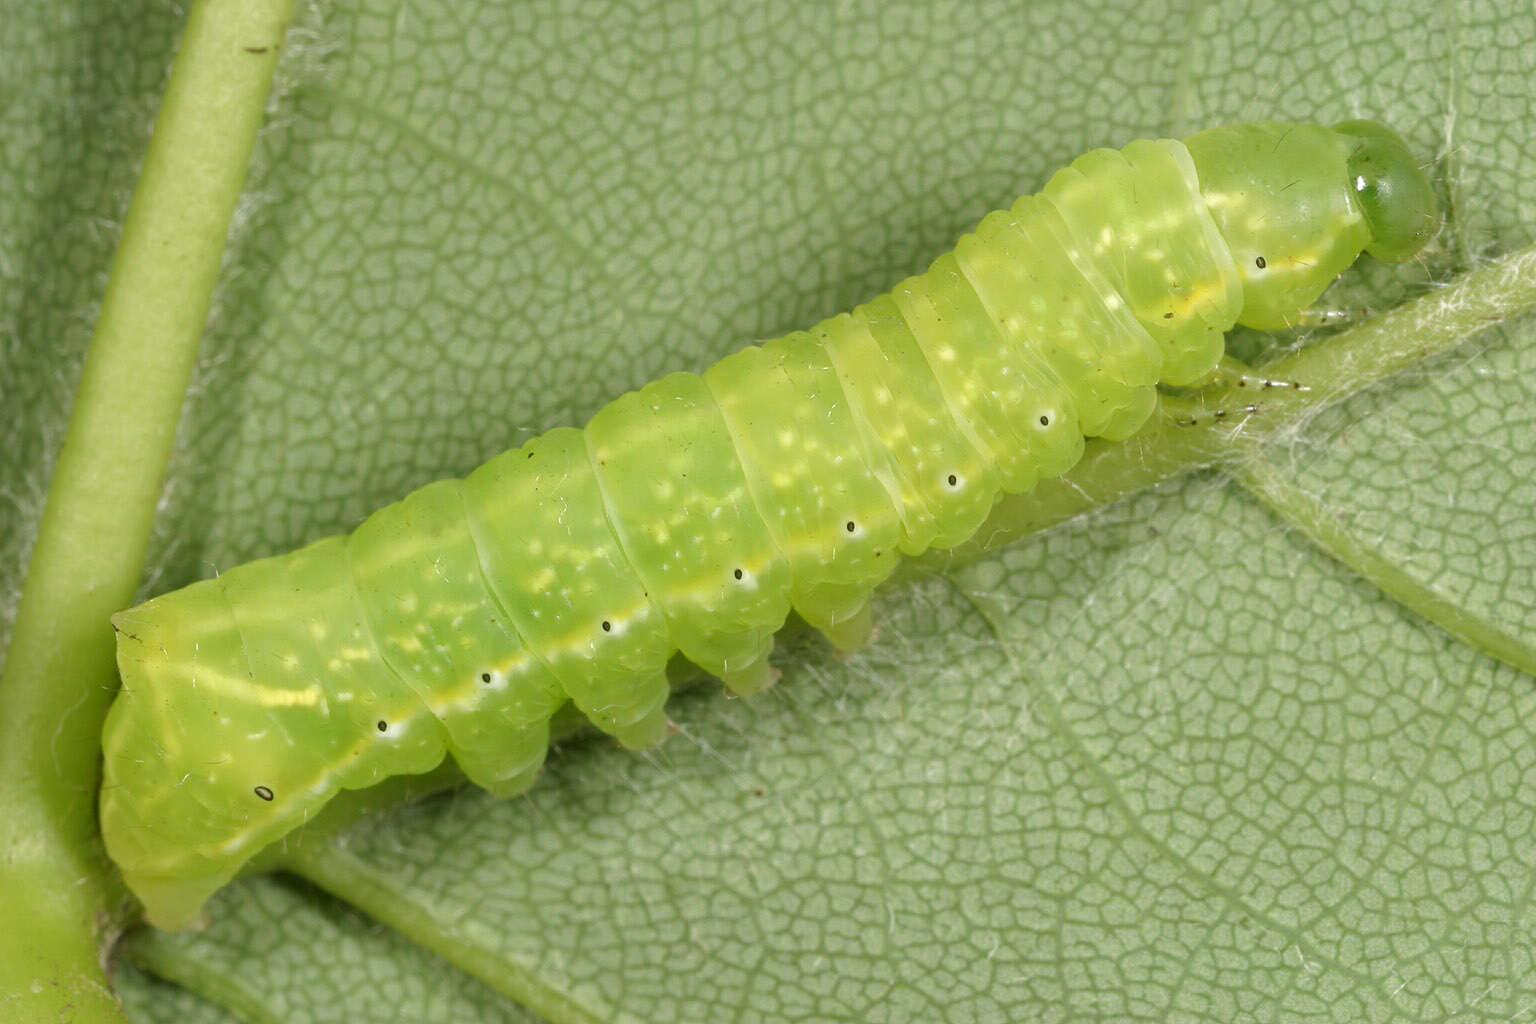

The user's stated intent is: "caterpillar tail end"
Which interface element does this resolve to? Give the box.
[101,595,270,930]
[101,547,457,931]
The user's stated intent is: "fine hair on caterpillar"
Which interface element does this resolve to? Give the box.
[99,119,1440,929]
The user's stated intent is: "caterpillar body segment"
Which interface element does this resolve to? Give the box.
[1184,122,1392,330]
[101,120,1439,928]
[345,479,571,795]
[1039,137,1242,385]
[461,428,675,749]
[586,372,796,697]
[703,334,904,652]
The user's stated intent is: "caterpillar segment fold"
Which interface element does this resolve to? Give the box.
[101,120,1440,928]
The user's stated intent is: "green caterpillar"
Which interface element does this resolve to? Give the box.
[101,120,1438,929]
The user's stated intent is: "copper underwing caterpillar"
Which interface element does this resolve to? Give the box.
[100,120,1439,929]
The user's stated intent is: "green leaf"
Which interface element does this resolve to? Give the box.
[1,2,294,1019]
[5,0,1536,1021]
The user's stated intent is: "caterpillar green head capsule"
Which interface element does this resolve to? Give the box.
[1333,119,1440,261]
[1183,120,1439,330]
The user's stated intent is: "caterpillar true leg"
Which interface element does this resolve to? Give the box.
[1163,400,1264,429]
[1161,355,1311,426]
[1202,355,1310,393]
[1282,305,1359,328]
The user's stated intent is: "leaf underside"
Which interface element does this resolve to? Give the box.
[5,0,1536,1021]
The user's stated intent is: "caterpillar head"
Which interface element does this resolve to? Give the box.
[1333,119,1440,262]
[1183,120,1439,330]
